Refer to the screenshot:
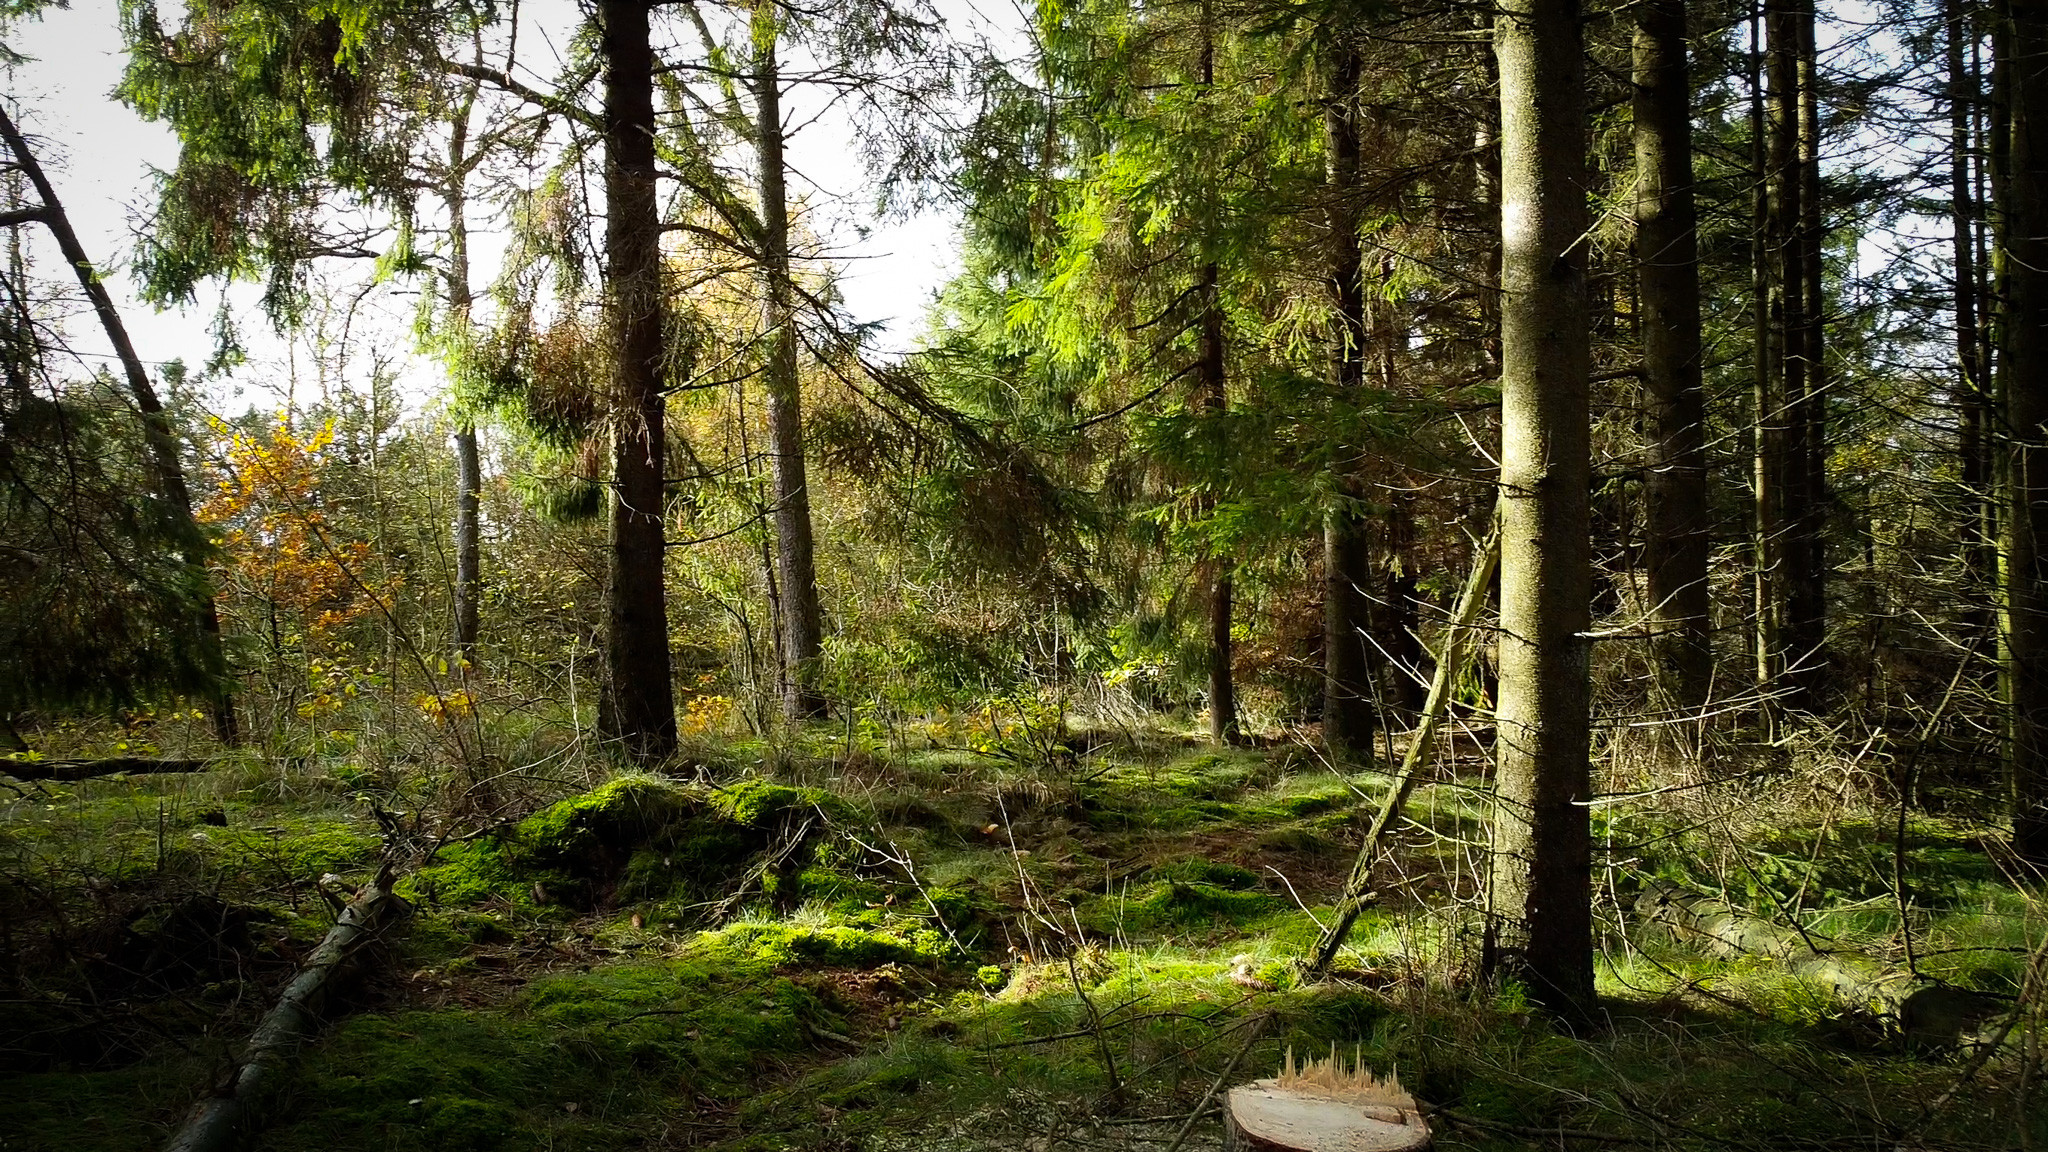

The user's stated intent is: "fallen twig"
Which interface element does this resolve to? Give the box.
[1162,1010,1270,1152]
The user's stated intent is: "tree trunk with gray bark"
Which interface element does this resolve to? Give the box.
[1487,0,1596,1017]
[754,1,829,723]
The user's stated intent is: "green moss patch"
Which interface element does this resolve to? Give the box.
[1080,880,1279,935]
[265,956,846,1152]
[204,821,381,880]
[1146,856,1262,890]
[401,775,856,917]
[695,920,949,968]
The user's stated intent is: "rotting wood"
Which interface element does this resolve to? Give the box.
[3,757,211,782]
[1308,521,1499,978]
[161,867,405,1152]
[1634,880,2004,1046]
[1636,879,1908,1002]
[1226,1047,1431,1152]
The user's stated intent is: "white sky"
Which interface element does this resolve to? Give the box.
[5,0,995,414]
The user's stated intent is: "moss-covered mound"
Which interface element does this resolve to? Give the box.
[402,776,853,916]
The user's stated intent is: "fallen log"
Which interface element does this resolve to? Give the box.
[1634,881,2004,1047]
[1635,880,1912,1005]
[162,868,405,1152]
[3,757,211,782]
[1226,1048,1431,1152]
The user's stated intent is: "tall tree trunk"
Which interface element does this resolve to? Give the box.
[1951,0,1993,638]
[1632,0,1712,720]
[453,423,482,661]
[598,0,678,760]
[1488,0,1595,1017]
[753,0,829,722]
[1322,37,1379,759]
[1749,7,1782,707]
[1209,566,1237,744]
[1370,261,1424,726]
[1761,0,1811,714]
[445,103,483,669]
[1199,261,1238,745]
[0,105,239,745]
[1195,8,1237,747]
[1998,0,2048,866]
[454,426,482,662]
[1784,0,1829,705]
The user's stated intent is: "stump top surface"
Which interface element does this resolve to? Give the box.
[1227,1080,1430,1152]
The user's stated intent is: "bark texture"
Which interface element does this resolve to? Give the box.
[754,0,829,722]
[1749,9,1781,699]
[1321,38,1378,760]
[1757,0,1827,711]
[1489,0,1595,1016]
[1199,259,1238,745]
[445,107,483,667]
[0,757,210,782]
[1632,0,1711,718]
[2000,0,2048,865]
[1951,0,1992,625]
[1765,0,1807,707]
[1786,0,1829,703]
[454,424,482,662]
[161,873,402,1152]
[598,0,679,760]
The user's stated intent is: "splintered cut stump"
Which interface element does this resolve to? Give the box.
[1225,1049,1430,1152]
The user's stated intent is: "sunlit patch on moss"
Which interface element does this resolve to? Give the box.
[695,919,949,968]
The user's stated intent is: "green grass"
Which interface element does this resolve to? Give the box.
[4,729,2045,1152]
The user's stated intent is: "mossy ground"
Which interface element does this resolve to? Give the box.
[3,728,2043,1151]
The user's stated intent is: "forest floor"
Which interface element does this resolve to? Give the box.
[1,717,2043,1151]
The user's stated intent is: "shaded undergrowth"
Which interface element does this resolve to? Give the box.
[2,726,2043,1151]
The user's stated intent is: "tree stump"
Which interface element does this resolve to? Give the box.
[1224,1050,1430,1152]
